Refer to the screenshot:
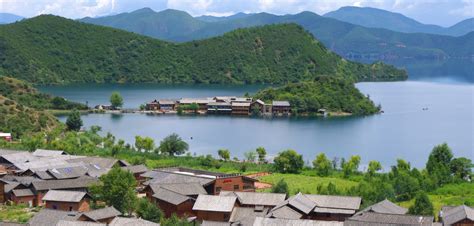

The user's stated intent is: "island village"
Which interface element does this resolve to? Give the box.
[0,148,472,226]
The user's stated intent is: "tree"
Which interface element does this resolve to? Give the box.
[90,167,137,215]
[66,109,83,131]
[256,147,267,163]
[367,160,382,177]
[244,151,257,162]
[218,149,230,161]
[161,214,194,226]
[159,133,189,156]
[342,155,361,177]
[273,149,304,173]
[426,143,453,186]
[136,198,163,223]
[312,153,332,176]
[450,157,472,180]
[408,192,433,215]
[110,92,123,109]
[141,137,155,152]
[271,179,289,195]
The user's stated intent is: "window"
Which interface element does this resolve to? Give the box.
[216,187,221,193]
[69,206,73,211]
[234,185,239,190]
[53,205,57,210]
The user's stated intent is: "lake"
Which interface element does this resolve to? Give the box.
[39,81,474,169]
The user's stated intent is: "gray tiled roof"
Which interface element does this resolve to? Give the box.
[272,101,290,107]
[287,193,317,214]
[12,189,34,197]
[201,221,230,226]
[305,194,361,211]
[56,220,106,226]
[357,199,408,215]
[345,212,434,226]
[142,170,215,186]
[32,177,98,191]
[28,209,80,226]
[158,183,207,196]
[253,217,343,226]
[34,171,54,180]
[66,157,119,169]
[109,217,159,226]
[43,190,87,203]
[80,207,121,222]
[220,191,286,207]
[268,205,303,219]
[229,207,268,225]
[4,182,21,193]
[152,188,190,205]
[32,149,66,157]
[193,194,236,212]
[441,205,474,225]
[48,166,88,179]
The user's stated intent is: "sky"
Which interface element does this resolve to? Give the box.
[0,0,473,27]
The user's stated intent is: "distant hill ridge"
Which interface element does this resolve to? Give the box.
[0,15,406,85]
[324,6,473,36]
[79,8,473,64]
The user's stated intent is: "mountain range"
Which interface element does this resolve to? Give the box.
[0,13,24,24]
[0,15,406,85]
[324,6,473,37]
[79,8,473,64]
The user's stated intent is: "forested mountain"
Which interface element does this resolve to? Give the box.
[324,6,474,36]
[254,76,380,115]
[0,15,406,85]
[0,13,24,24]
[196,12,253,22]
[79,8,473,63]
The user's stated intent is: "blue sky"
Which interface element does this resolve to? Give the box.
[0,0,472,27]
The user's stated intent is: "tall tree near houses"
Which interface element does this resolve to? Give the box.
[66,109,83,131]
[110,91,123,109]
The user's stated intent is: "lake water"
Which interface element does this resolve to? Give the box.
[40,81,474,169]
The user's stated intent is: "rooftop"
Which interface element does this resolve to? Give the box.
[357,199,408,215]
[272,101,290,107]
[42,190,88,203]
[28,209,80,226]
[345,212,434,226]
[441,205,474,225]
[220,191,286,207]
[254,217,343,226]
[193,194,237,212]
[80,206,121,222]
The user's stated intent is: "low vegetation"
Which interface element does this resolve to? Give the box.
[0,204,38,223]
[254,76,380,115]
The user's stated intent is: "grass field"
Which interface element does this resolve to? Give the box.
[398,183,473,217]
[0,204,38,223]
[258,173,359,195]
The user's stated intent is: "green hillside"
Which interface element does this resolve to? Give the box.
[254,76,380,115]
[0,15,406,85]
[0,77,62,138]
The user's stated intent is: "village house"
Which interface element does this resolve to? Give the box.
[250,99,266,115]
[42,190,91,212]
[231,102,251,115]
[193,194,237,222]
[0,132,12,142]
[207,102,232,114]
[144,182,207,217]
[219,191,286,209]
[30,177,98,206]
[267,193,361,221]
[145,99,159,110]
[271,101,291,115]
[77,206,121,224]
[94,104,114,110]
[253,216,344,226]
[355,199,408,215]
[178,98,211,112]
[121,164,148,185]
[10,188,35,207]
[141,167,257,195]
[0,179,6,203]
[439,205,474,226]
[344,212,434,226]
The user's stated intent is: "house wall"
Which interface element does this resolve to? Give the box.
[45,199,90,212]
[0,182,4,203]
[309,212,352,222]
[196,210,231,222]
[213,176,255,195]
[272,106,291,114]
[11,195,35,207]
[156,199,195,218]
[452,219,474,226]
